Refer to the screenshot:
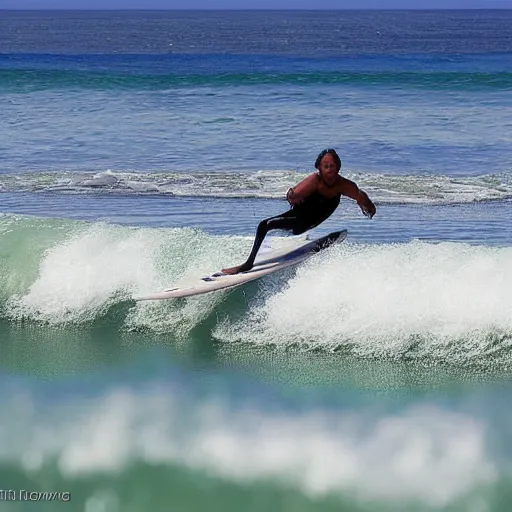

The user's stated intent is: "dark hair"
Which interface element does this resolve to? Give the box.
[315,148,341,172]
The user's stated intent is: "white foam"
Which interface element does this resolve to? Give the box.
[78,170,119,188]
[124,230,248,334]
[0,385,497,508]
[3,222,248,328]
[6,223,165,323]
[2,169,512,204]
[214,241,512,360]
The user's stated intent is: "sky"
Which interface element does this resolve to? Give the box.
[0,0,510,8]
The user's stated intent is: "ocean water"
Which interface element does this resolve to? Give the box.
[1,9,512,512]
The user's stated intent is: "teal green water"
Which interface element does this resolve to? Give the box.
[3,68,512,92]
[2,319,512,512]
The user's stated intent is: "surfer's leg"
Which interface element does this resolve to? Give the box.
[222,211,298,274]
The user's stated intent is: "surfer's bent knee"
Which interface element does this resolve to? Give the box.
[257,219,270,234]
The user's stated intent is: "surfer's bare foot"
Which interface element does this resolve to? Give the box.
[221,265,242,275]
[221,263,253,275]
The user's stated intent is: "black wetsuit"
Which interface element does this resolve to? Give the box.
[237,191,341,272]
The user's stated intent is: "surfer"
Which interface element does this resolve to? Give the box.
[222,148,376,275]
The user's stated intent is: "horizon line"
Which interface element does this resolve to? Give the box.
[1,7,511,11]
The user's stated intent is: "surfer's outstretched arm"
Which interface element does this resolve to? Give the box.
[339,178,376,218]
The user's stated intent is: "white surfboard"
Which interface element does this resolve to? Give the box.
[134,230,347,301]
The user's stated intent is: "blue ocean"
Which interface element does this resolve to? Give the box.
[1,9,512,511]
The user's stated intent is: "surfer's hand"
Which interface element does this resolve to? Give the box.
[360,199,376,218]
[286,187,303,206]
[286,188,294,205]
[355,190,376,218]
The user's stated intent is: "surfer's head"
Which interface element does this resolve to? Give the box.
[315,148,341,186]
[315,149,341,172]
